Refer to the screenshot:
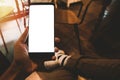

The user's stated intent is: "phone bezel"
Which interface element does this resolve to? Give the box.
[28,3,55,60]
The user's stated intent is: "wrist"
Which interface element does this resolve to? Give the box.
[11,60,22,71]
[13,60,37,73]
[55,50,71,66]
[11,61,25,76]
[58,55,71,66]
[0,61,22,80]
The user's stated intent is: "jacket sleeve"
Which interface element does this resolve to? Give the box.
[64,55,120,79]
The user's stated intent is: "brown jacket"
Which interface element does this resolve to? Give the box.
[65,0,120,79]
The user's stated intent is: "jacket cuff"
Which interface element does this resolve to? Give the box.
[64,54,81,70]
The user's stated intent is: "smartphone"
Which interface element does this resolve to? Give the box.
[28,3,54,60]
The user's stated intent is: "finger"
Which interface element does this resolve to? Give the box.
[18,27,28,43]
[25,44,28,50]
[55,47,59,52]
[52,56,56,60]
[55,50,65,55]
[55,37,60,43]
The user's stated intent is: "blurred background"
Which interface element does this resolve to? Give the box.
[0,0,29,61]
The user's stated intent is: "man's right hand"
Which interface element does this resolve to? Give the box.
[44,37,71,70]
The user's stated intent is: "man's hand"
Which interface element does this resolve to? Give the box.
[44,37,71,70]
[0,28,37,80]
[14,27,37,72]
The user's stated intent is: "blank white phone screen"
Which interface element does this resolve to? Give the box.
[29,4,54,53]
